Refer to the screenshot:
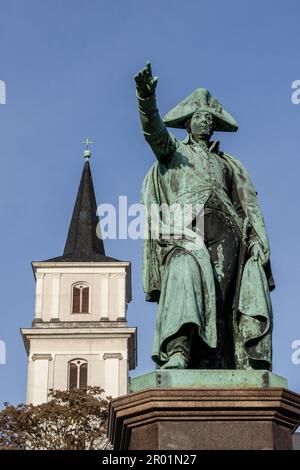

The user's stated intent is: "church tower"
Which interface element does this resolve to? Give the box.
[21,144,137,405]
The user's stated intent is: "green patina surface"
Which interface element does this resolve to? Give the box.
[130,370,287,393]
[135,62,275,371]
[215,243,225,282]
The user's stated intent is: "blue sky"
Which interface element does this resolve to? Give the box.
[0,0,300,404]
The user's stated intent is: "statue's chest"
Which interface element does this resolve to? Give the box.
[164,147,232,197]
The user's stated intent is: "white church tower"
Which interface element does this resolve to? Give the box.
[21,144,137,405]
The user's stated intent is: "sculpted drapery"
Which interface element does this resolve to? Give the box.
[136,63,274,370]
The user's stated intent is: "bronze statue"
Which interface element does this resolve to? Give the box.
[135,62,274,370]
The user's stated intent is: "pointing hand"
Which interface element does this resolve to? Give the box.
[135,61,158,99]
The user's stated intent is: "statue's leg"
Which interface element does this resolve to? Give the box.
[203,208,241,368]
[154,209,241,370]
[161,324,195,369]
[151,249,204,369]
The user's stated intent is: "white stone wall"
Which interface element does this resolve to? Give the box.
[23,262,136,406]
[33,263,129,322]
[26,355,51,404]
[24,332,133,404]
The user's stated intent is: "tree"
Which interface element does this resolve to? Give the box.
[0,386,112,450]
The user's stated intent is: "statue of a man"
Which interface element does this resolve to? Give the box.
[135,62,275,370]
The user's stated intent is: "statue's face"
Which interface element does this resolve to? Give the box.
[190,111,214,140]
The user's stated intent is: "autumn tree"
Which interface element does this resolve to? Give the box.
[0,386,112,450]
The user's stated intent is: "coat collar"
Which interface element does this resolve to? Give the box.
[182,133,220,153]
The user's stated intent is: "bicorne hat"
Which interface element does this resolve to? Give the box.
[163,88,238,132]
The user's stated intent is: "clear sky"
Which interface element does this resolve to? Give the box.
[0,0,300,404]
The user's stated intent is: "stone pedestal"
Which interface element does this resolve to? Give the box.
[108,371,300,450]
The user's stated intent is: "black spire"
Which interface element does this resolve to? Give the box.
[45,159,119,263]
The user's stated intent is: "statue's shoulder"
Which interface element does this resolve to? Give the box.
[219,151,250,176]
[220,150,241,166]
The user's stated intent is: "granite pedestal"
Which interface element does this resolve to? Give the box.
[108,370,300,450]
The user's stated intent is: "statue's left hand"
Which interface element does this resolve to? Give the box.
[250,242,267,265]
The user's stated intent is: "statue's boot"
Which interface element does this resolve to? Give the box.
[160,352,188,369]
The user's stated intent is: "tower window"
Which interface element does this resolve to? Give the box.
[72,283,89,313]
[68,359,88,389]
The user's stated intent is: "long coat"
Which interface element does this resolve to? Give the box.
[142,138,274,370]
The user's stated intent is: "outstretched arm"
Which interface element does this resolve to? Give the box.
[135,62,177,162]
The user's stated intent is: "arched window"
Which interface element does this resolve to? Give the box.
[72,283,89,313]
[68,359,88,389]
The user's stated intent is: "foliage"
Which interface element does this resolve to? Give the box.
[0,387,112,450]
